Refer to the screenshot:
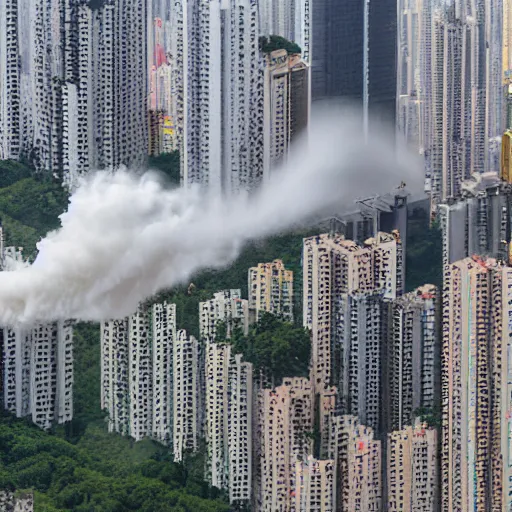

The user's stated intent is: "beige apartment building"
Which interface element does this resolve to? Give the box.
[387,421,438,512]
[255,377,314,511]
[326,414,381,512]
[294,456,336,511]
[443,257,512,511]
[248,259,294,322]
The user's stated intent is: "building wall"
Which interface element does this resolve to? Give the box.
[255,377,314,511]
[294,456,336,511]
[3,321,73,431]
[199,289,250,342]
[100,303,175,445]
[173,329,200,462]
[387,422,438,512]
[248,259,294,322]
[442,257,512,511]
[170,0,263,194]
[327,415,381,512]
[303,232,400,398]
[205,342,253,505]
[388,284,440,431]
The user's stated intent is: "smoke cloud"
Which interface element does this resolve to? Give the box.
[0,110,422,325]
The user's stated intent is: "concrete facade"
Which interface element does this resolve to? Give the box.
[248,259,294,322]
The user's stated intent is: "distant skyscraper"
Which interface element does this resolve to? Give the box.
[170,0,263,194]
[442,257,512,511]
[396,0,431,154]
[2,321,74,430]
[387,422,439,512]
[248,259,294,322]
[262,49,310,177]
[388,285,440,432]
[326,415,382,512]
[311,0,396,129]
[421,2,504,212]
[204,343,252,506]
[101,302,175,444]
[199,289,250,342]
[254,377,314,511]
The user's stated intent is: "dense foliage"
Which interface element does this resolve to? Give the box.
[147,151,181,186]
[226,313,311,385]
[0,415,229,512]
[0,161,68,259]
[259,35,302,55]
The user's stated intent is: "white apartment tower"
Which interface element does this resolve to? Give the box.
[387,422,438,512]
[204,342,253,505]
[303,232,402,432]
[170,0,264,194]
[2,321,74,430]
[255,377,314,512]
[326,415,382,512]
[101,302,175,444]
[0,0,20,160]
[199,289,250,341]
[0,0,148,186]
[248,259,294,322]
[173,329,201,463]
[388,284,439,431]
[442,257,512,511]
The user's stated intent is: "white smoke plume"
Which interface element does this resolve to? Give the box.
[0,110,423,325]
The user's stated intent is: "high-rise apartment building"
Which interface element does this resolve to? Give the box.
[326,415,382,512]
[294,456,336,511]
[199,289,250,342]
[437,172,512,268]
[396,0,433,155]
[248,259,294,322]
[303,231,402,413]
[421,2,504,211]
[387,422,438,512]
[254,377,314,511]
[0,0,148,186]
[101,302,175,444]
[2,321,74,430]
[263,49,310,177]
[170,0,263,194]
[442,257,512,511]
[388,284,440,431]
[204,342,253,506]
[0,0,20,161]
[173,329,201,463]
